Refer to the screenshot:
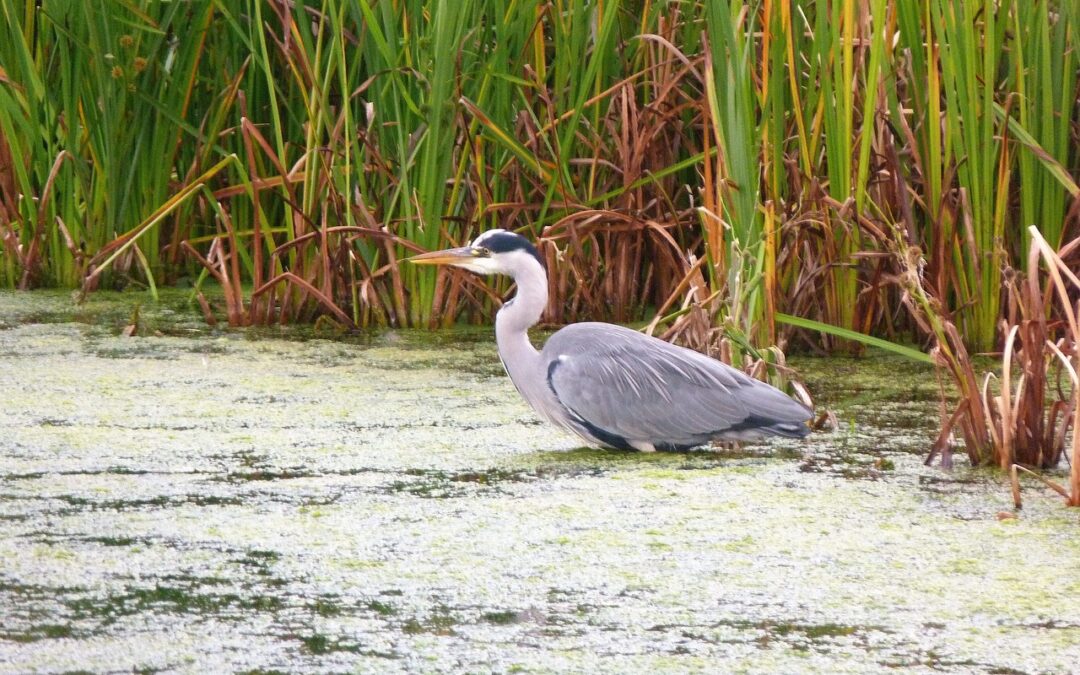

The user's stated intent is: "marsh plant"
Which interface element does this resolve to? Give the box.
[1,0,1076,333]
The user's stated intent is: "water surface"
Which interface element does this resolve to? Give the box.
[1,290,1077,673]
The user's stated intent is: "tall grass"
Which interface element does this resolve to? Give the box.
[933,0,1009,353]
[0,0,211,288]
[701,0,765,351]
[892,0,1080,352]
[1013,0,1077,256]
[1,0,1078,352]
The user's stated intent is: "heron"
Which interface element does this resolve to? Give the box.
[410,229,812,451]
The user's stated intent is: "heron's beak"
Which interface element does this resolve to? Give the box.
[408,247,480,266]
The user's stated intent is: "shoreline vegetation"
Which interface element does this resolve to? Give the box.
[1,0,1078,499]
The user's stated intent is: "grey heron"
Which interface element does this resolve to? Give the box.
[411,229,812,451]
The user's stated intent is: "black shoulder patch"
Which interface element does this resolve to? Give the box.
[479,231,545,269]
[723,413,811,438]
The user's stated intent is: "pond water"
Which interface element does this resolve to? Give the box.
[1,290,1078,674]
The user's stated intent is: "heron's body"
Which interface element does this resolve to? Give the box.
[412,229,812,450]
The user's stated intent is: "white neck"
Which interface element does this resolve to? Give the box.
[494,253,548,384]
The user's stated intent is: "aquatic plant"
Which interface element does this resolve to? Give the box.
[1013,228,1080,506]
[0,0,214,288]
[905,226,1080,500]
[0,0,1077,352]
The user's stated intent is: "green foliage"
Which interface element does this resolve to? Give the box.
[701,0,765,347]
[775,313,934,365]
[0,0,1077,350]
[0,0,212,286]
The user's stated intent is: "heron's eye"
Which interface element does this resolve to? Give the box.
[476,246,491,257]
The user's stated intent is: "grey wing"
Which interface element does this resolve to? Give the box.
[542,323,811,448]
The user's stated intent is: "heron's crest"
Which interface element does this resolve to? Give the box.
[471,229,545,270]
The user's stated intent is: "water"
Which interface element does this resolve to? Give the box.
[1,290,1078,674]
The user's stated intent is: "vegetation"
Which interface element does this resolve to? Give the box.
[1,1,1079,479]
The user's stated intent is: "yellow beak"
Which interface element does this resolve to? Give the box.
[409,246,479,266]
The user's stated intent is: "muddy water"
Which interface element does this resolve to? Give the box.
[1,290,1078,674]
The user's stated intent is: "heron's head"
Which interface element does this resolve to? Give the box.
[409,229,545,277]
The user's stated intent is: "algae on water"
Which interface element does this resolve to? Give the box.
[1,290,1078,673]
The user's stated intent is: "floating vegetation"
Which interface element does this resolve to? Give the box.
[2,0,1079,498]
[2,293,1079,672]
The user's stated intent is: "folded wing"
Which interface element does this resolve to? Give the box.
[543,323,811,448]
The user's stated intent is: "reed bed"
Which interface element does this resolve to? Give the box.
[2,1,1080,472]
[2,0,1076,331]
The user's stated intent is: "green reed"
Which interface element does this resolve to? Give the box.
[0,0,211,288]
[0,0,1077,353]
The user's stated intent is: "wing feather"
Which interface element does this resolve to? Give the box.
[542,323,810,446]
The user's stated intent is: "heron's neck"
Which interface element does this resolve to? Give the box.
[495,257,548,368]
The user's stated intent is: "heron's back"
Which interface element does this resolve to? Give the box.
[540,323,811,449]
